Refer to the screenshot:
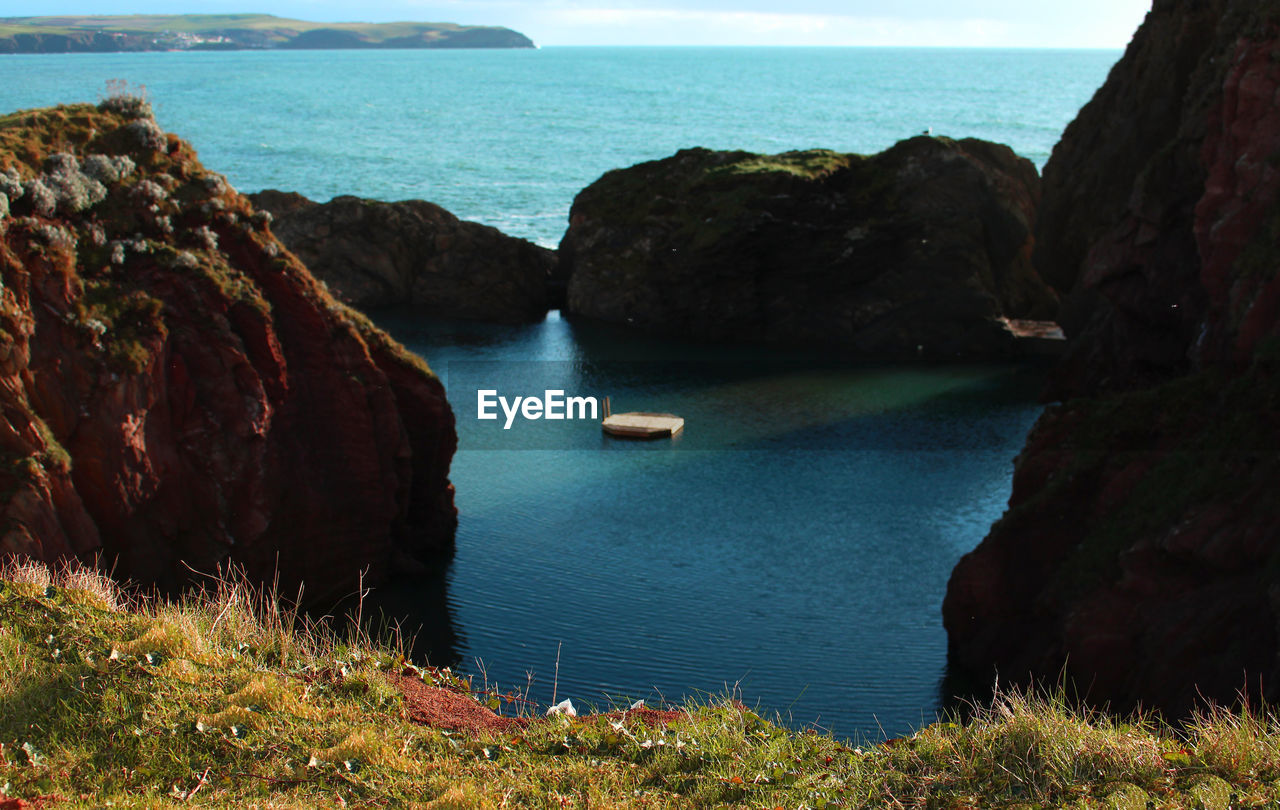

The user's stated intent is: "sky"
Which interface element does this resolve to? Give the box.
[2,0,1154,48]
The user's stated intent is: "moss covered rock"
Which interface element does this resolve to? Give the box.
[559,137,1057,357]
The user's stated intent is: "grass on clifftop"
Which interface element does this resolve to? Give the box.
[709,149,855,181]
[3,560,1280,808]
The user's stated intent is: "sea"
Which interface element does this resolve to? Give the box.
[0,46,1119,739]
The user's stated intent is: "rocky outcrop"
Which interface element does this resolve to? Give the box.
[944,0,1280,717]
[276,26,534,50]
[250,191,561,322]
[0,32,148,54]
[0,100,457,604]
[559,138,1057,357]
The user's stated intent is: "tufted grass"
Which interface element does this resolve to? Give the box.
[710,149,855,180]
[1,558,1280,808]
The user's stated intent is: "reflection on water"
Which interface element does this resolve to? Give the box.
[366,310,1047,740]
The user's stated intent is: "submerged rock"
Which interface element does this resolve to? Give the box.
[250,190,562,322]
[560,138,1057,357]
[0,102,457,603]
[944,0,1280,718]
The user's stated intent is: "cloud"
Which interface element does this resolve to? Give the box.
[538,8,1020,46]
[381,0,1148,48]
[561,8,832,35]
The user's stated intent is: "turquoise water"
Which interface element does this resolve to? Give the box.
[0,47,1114,246]
[0,47,1118,737]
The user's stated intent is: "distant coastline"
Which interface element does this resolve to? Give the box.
[0,13,535,53]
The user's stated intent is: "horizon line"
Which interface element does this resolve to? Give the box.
[529,43,1124,50]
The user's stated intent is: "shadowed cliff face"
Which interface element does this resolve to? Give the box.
[0,100,457,604]
[945,0,1280,718]
[560,138,1057,358]
[1035,0,1226,397]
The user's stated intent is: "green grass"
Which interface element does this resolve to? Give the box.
[709,149,856,180]
[3,560,1280,808]
[30,416,71,473]
[0,25,70,35]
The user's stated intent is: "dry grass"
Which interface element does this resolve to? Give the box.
[1,558,1278,808]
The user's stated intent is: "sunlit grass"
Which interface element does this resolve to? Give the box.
[0,557,1278,807]
[711,149,855,180]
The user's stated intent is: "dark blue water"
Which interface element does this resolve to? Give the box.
[373,311,1046,739]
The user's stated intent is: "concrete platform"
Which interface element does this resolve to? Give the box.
[601,412,685,439]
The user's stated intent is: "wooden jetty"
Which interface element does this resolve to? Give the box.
[600,397,684,439]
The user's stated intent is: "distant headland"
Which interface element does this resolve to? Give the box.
[0,14,536,53]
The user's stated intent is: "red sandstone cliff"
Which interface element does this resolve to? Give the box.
[944,0,1280,717]
[0,99,456,603]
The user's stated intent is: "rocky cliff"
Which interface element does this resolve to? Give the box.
[249,190,561,321]
[559,139,1057,357]
[0,98,457,603]
[944,0,1280,717]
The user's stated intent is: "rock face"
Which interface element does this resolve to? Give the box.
[559,139,1057,357]
[0,100,457,604]
[944,0,1280,717]
[250,191,561,322]
[276,25,534,50]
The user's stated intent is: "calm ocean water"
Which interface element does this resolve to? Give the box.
[0,47,1118,738]
[0,47,1115,246]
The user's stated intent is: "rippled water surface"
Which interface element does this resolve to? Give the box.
[374,313,1048,738]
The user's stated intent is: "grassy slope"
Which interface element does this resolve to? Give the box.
[0,15,474,40]
[2,562,1279,808]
